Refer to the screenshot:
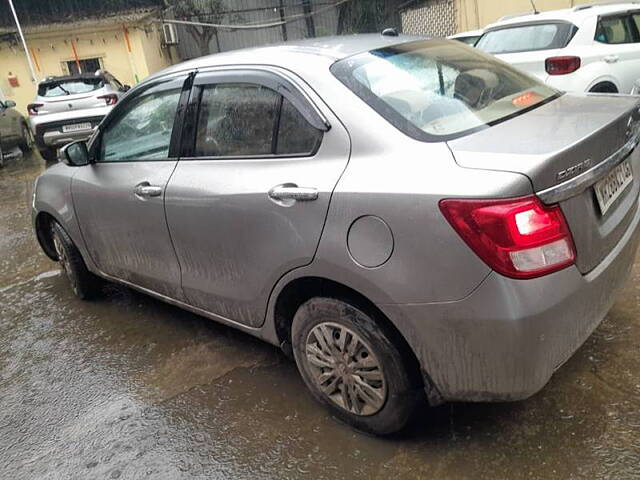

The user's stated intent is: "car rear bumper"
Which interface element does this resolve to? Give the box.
[379,198,640,403]
[29,106,111,149]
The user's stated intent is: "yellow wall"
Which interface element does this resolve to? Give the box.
[0,22,175,115]
[457,0,581,32]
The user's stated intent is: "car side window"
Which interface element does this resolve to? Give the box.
[631,14,640,41]
[194,82,322,158]
[595,16,636,44]
[276,97,323,155]
[99,88,181,162]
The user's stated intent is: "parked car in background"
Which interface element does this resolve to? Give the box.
[33,35,640,435]
[0,99,33,167]
[28,70,129,162]
[477,3,640,94]
[448,28,484,46]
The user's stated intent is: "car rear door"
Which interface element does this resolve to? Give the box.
[71,73,191,299]
[164,68,350,327]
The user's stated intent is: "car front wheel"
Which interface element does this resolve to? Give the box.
[18,124,34,153]
[291,297,420,435]
[52,222,101,299]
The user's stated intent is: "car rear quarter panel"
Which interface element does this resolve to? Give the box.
[268,67,534,305]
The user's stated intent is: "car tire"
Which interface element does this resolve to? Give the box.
[291,297,420,435]
[18,124,34,153]
[589,82,618,94]
[52,222,101,299]
[39,148,58,163]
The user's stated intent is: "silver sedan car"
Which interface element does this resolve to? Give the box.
[32,35,640,435]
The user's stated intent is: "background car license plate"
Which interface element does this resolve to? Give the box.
[594,159,633,215]
[62,122,92,133]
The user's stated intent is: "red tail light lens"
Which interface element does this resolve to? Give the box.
[27,103,43,116]
[545,56,581,75]
[97,94,118,106]
[439,196,576,279]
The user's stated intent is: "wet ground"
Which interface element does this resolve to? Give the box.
[1,151,639,480]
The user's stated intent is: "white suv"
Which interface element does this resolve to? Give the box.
[476,3,640,94]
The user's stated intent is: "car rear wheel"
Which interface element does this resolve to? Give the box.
[291,297,419,435]
[589,82,618,94]
[18,124,34,153]
[52,222,101,299]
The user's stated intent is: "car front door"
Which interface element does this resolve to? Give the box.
[165,69,350,327]
[72,73,191,299]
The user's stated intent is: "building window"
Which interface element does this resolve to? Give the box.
[66,58,102,75]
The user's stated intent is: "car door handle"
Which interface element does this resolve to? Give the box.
[268,184,318,201]
[604,55,619,63]
[134,182,163,198]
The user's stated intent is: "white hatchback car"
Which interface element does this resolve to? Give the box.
[477,3,640,94]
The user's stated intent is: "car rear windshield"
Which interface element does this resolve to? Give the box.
[38,78,104,97]
[476,22,578,54]
[331,39,559,141]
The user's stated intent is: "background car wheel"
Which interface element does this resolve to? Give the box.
[18,124,34,153]
[291,297,420,435]
[51,222,101,299]
[39,148,58,163]
[589,82,618,94]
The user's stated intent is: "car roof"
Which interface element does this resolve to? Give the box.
[153,33,425,80]
[485,2,640,29]
[449,29,484,39]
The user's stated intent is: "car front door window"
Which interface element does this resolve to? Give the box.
[100,88,181,162]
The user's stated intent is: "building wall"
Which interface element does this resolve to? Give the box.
[0,21,174,115]
[400,0,457,37]
[457,0,579,32]
[400,0,582,37]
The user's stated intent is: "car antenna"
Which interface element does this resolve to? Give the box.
[529,0,540,14]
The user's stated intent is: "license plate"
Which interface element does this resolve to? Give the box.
[62,122,92,133]
[594,159,634,215]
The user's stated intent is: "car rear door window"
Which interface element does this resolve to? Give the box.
[596,16,636,44]
[276,97,323,155]
[194,83,321,158]
[100,88,181,162]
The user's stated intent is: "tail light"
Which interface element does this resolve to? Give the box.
[439,196,576,279]
[545,56,581,75]
[97,94,118,106]
[27,103,43,116]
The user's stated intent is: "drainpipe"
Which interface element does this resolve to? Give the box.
[122,24,140,84]
[7,0,38,83]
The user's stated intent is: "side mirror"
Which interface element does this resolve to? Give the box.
[4,100,16,108]
[60,141,90,167]
[121,85,131,92]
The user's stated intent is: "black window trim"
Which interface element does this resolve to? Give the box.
[88,71,194,164]
[595,10,640,44]
[180,69,326,161]
[477,19,579,55]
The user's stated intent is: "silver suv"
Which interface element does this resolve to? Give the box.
[28,71,129,161]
